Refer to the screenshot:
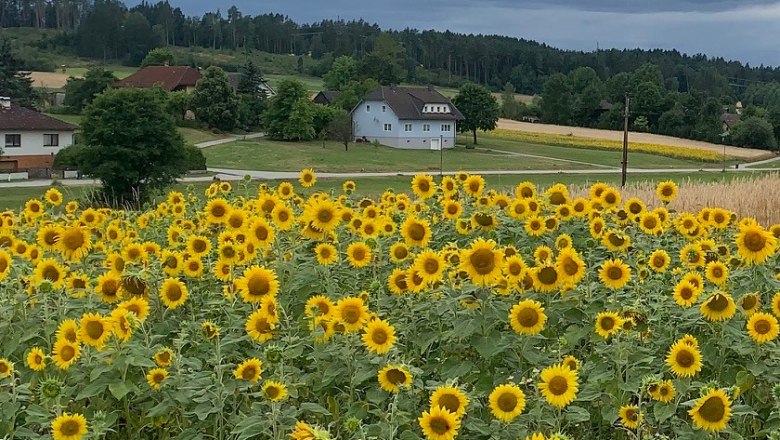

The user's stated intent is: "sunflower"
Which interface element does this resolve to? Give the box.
[160,278,189,309]
[237,265,279,303]
[648,250,671,272]
[146,368,169,390]
[673,280,700,308]
[401,217,432,248]
[245,309,275,343]
[0,248,10,281]
[508,299,547,335]
[489,384,526,423]
[599,259,631,289]
[342,180,357,193]
[524,216,546,236]
[245,217,276,248]
[271,205,295,230]
[303,198,340,233]
[24,198,44,218]
[411,174,437,199]
[430,385,469,418]
[57,225,91,261]
[441,200,462,220]
[346,242,372,268]
[705,261,728,286]
[51,413,88,440]
[299,168,317,187]
[689,389,732,432]
[378,364,413,393]
[186,234,212,257]
[460,238,503,286]
[746,312,779,343]
[0,358,13,378]
[589,217,605,238]
[386,268,409,295]
[204,198,231,224]
[314,243,338,265]
[653,380,676,403]
[562,356,580,372]
[538,363,578,408]
[94,272,122,304]
[118,296,150,322]
[234,358,263,382]
[666,339,702,378]
[389,242,411,263]
[602,230,630,252]
[362,318,396,354]
[419,405,460,440]
[638,212,663,235]
[414,250,446,284]
[201,321,221,339]
[619,405,642,429]
[79,313,111,349]
[335,297,369,332]
[154,348,174,367]
[25,347,46,371]
[33,258,67,288]
[261,380,288,401]
[304,295,334,317]
[594,312,622,338]
[555,248,585,285]
[463,175,485,197]
[700,292,736,322]
[52,339,80,370]
[56,319,79,344]
[735,224,777,264]
[655,180,678,203]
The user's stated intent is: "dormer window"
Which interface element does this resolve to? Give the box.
[382,105,386,112]
[366,105,371,112]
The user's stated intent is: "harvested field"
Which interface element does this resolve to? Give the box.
[28,71,72,89]
[570,172,780,225]
[497,119,771,160]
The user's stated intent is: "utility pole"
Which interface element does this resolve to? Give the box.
[621,94,630,188]
[440,134,444,178]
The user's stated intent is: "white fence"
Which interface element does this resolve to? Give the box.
[1,171,29,181]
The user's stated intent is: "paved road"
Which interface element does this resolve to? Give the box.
[1,134,777,190]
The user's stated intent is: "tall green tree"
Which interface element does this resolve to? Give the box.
[71,88,187,206]
[191,66,239,131]
[452,83,500,144]
[141,48,176,67]
[264,79,316,141]
[359,33,406,85]
[500,82,523,120]
[0,38,37,108]
[730,117,777,150]
[63,68,116,113]
[540,74,572,125]
[323,56,358,91]
[236,60,269,128]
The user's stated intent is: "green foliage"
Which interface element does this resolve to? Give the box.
[0,37,37,109]
[165,91,192,120]
[358,33,406,86]
[264,79,316,141]
[192,66,239,131]
[63,68,117,113]
[141,48,176,67]
[312,105,346,138]
[327,113,354,150]
[730,116,778,150]
[453,83,500,144]
[540,74,573,125]
[332,79,379,112]
[183,144,207,170]
[53,144,87,169]
[500,82,524,120]
[323,56,358,91]
[236,60,269,128]
[75,88,188,206]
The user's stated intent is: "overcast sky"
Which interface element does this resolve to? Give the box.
[139,0,780,66]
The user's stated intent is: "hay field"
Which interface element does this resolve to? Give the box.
[497,119,770,160]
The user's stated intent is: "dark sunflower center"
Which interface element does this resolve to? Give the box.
[509,262,524,276]
[211,205,226,217]
[475,213,493,226]
[408,223,426,241]
[607,266,624,280]
[254,318,271,333]
[438,394,461,413]
[165,284,182,301]
[371,329,388,344]
[266,385,280,398]
[643,217,657,229]
[652,256,666,267]
[61,420,80,435]
[741,296,757,310]
[600,317,615,330]
[517,307,539,327]
[608,234,625,247]
[699,396,726,422]
[418,180,430,192]
[62,229,84,250]
[548,376,569,395]
[429,416,450,434]
[352,247,366,261]
[85,320,104,340]
[743,231,767,252]
[497,392,518,412]
[60,345,75,360]
[247,275,270,296]
[680,287,693,300]
[707,295,729,312]
[625,409,638,421]
[754,319,771,335]
[424,259,439,275]
[538,267,558,285]
[242,366,257,380]
[470,249,495,274]
[42,265,61,282]
[676,349,694,367]
[386,369,407,385]
[158,352,170,363]
[342,306,360,324]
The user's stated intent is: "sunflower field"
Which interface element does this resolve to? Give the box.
[1,171,780,440]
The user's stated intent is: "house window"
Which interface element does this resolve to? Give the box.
[423,124,431,132]
[384,123,392,131]
[436,106,441,112]
[382,105,386,112]
[4,134,21,148]
[44,134,59,147]
[404,123,413,132]
[366,105,371,112]
[441,124,452,132]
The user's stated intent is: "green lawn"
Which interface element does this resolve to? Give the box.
[466,134,735,169]
[178,128,228,145]
[45,113,83,126]
[266,74,324,93]
[203,139,601,173]
[60,65,136,79]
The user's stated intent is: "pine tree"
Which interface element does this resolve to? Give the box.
[0,38,38,108]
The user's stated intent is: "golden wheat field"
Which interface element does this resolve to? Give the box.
[1,171,779,440]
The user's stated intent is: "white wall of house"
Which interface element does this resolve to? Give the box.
[1,130,75,156]
[352,100,457,150]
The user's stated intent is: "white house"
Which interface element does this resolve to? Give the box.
[0,97,77,172]
[350,86,464,149]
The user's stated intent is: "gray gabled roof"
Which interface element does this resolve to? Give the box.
[359,86,464,121]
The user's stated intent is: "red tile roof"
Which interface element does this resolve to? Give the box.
[0,105,77,131]
[115,66,202,92]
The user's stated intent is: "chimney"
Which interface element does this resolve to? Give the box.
[0,97,10,109]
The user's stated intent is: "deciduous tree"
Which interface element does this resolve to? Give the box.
[264,79,316,141]
[63,67,116,113]
[453,83,500,145]
[192,66,239,131]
